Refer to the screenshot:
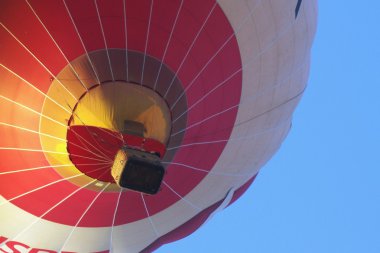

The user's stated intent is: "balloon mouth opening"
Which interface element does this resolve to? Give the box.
[68,81,172,144]
[38,49,189,192]
[65,81,170,190]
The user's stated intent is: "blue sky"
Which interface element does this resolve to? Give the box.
[157,1,380,252]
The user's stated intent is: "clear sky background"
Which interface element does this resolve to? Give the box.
[157,1,380,252]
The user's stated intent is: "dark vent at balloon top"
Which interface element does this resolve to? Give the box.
[295,0,302,18]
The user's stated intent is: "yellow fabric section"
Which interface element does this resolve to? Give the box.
[71,82,171,144]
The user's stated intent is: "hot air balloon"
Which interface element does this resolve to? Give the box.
[0,0,317,252]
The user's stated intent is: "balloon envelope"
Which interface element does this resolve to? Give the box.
[0,0,317,252]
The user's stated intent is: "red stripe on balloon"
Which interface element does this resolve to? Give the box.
[28,0,86,62]
[0,1,67,75]
[0,67,45,112]
[160,0,215,72]
[0,150,48,174]
[95,0,125,49]
[63,0,106,52]
[11,180,78,217]
[44,186,100,225]
[144,0,183,59]
[78,191,120,227]
[0,125,42,149]
[141,183,180,216]
[124,0,152,52]
[0,100,41,137]
[0,26,52,93]
[115,191,147,223]
[0,168,62,200]
[164,163,206,197]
